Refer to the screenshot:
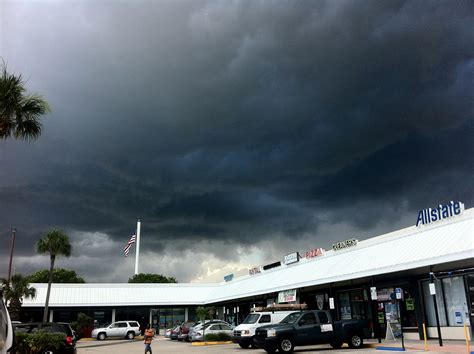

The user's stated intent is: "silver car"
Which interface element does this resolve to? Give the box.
[91,321,141,340]
[191,322,233,342]
[188,320,228,341]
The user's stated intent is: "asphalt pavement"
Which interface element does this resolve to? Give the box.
[77,337,473,354]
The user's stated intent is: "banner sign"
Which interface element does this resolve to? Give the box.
[416,201,464,227]
[332,238,358,251]
[305,248,325,259]
[284,252,300,265]
[278,289,297,303]
[249,266,262,276]
[377,288,393,301]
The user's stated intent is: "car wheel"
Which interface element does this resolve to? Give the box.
[98,332,106,340]
[279,337,294,353]
[330,340,343,349]
[239,342,250,349]
[126,331,135,340]
[41,348,55,354]
[250,336,258,348]
[348,333,363,348]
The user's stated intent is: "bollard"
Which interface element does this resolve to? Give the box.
[422,322,428,352]
[463,324,470,354]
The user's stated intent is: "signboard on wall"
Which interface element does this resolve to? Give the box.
[416,201,464,227]
[263,261,281,270]
[332,238,358,251]
[377,288,394,301]
[284,252,300,265]
[370,287,377,300]
[278,289,297,303]
[249,266,262,276]
[305,248,325,259]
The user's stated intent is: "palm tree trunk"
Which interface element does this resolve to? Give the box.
[42,255,55,323]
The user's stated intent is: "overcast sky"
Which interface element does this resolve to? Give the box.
[1,0,472,283]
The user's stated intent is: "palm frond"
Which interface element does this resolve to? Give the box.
[0,64,50,141]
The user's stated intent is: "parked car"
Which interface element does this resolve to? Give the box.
[0,295,13,354]
[191,322,233,342]
[13,322,77,354]
[169,325,180,340]
[254,310,370,353]
[188,320,229,341]
[91,320,141,340]
[233,311,295,349]
[164,328,173,338]
[177,321,195,341]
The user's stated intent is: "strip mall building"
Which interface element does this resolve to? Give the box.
[22,204,474,340]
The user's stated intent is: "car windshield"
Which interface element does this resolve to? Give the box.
[242,314,260,324]
[280,312,301,324]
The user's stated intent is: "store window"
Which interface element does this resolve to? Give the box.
[158,307,186,330]
[422,280,447,326]
[442,277,468,326]
[422,277,466,327]
[338,289,368,320]
[339,292,352,320]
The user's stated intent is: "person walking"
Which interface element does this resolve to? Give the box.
[144,324,155,354]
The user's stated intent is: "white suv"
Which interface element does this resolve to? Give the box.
[91,321,141,340]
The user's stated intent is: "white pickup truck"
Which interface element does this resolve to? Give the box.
[232,311,294,349]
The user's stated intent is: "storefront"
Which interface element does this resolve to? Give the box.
[420,272,472,339]
[20,205,473,340]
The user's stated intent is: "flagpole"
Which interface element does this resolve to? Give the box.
[135,219,141,275]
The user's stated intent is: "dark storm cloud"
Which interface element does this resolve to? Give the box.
[1,0,472,281]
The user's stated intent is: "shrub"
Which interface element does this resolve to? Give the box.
[14,331,64,354]
[71,312,93,338]
[204,332,232,342]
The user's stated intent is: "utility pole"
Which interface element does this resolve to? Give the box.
[7,228,17,284]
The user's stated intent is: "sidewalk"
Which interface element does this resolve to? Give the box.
[365,338,473,353]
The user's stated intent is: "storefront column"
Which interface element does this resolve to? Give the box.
[112,309,116,323]
[49,309,54,322]
[149,308,153,327]
[185,307,188,321]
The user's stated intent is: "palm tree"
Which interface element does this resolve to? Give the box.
[0,63,51,140]
[36,229,71,322]
[1,274,36,321]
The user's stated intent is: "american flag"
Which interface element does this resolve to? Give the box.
[123,234,136,257]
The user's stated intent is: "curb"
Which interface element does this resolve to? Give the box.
[78,336,144,342]
[192,341,233,346]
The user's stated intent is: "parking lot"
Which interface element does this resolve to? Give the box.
[77,337,378,354]
[77,337,471,354]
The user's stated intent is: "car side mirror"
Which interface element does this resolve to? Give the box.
[298,319,306,326]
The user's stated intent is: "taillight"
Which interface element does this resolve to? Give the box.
[66,336,74,345]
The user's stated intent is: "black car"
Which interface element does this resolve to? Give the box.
[13,322,77,354]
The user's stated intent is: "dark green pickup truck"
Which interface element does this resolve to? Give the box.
[253,310,370,353]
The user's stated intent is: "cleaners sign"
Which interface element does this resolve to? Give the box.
[332,238,358,251]
[416,201,464,227]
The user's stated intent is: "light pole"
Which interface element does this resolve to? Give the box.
[7,228,17,284]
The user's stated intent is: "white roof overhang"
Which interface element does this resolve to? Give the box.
[22,208,473,307]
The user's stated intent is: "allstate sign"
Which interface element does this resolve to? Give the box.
[416,201,464,227]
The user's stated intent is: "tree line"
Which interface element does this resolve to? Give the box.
[1,228,176,321]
